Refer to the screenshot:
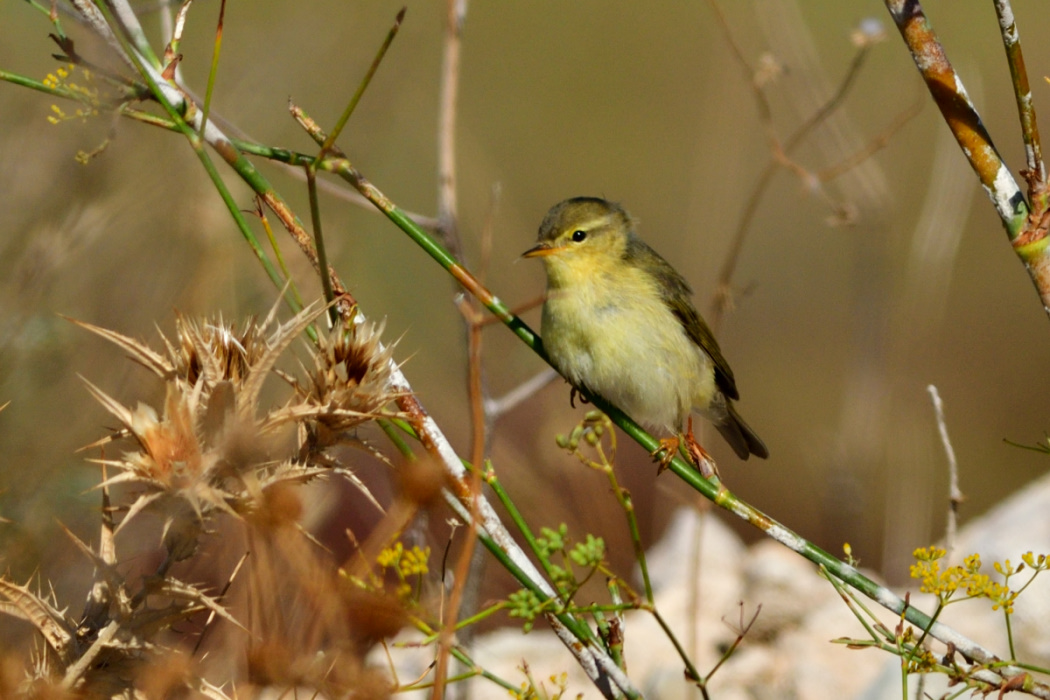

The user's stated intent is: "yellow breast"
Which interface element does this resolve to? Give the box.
[540,254,715,432]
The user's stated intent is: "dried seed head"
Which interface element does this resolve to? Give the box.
[130,383,204,487]
[294,318,400,440]
[76,300,394,544]
[173,313,267,389]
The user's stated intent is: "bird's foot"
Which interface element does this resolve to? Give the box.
[650,419,720,480]
[650,436,680,475]
[684,424,719,480]
[684,416,720,479]
[569,387,591,409]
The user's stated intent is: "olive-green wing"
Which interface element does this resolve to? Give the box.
[624,235,739,400]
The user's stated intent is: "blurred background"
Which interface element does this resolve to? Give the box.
[1,0,1049,642]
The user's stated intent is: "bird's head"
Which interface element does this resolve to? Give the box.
[522,197,634,284]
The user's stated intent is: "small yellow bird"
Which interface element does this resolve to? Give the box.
[523,197,768,476]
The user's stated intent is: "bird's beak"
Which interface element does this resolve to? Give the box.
[522,242,560,258]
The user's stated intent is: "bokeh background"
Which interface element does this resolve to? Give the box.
[2,0,1049,644]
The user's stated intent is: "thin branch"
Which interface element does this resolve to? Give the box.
[885,0,1050,321]
[927,385,962,563]
[437,293,486,700]
[198,0,226,139]
[816,93,924,182]
[319,7,405,159]
[304,166,337,322]
[279,160,442,232]
[884,0,1026,233]
[706,8,899,325]
[782,41,873,154]
[435,0,467,262]
[431,3,483,695]
[992,0,1046,189]
[484,368,559,422]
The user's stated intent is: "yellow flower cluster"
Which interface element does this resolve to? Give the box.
[510,671,571,700]
[377,541,431,601]
[377,541,431,578]
[43,64,100,125]
[909,546,1048,615]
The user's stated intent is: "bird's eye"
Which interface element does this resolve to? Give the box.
[571,230,587,242]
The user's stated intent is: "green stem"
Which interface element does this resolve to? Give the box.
[102,0,162,69]
[87,4,289,297]
[378,418,416,460]
[649,606,702,683]
[471,524,595,646]
[305,166,337,323]
[256,202,307,311]
[199,0,228,139]
[600,439,653,604]
[481,465,560,585]
[1004,607,1016,661]
[401,644,518,696]
[603,580,625,669]
[453,601,507,630]
[26,0,68,40]
[320,7,406,157]
[0,70,79,97]
[905,595,947,670]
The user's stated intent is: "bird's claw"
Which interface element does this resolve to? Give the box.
[569,387,591,409]
[650,437,680,475]
[650,417,720,480]
[684,426,719,480]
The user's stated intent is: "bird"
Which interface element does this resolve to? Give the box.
[523,196,767,477]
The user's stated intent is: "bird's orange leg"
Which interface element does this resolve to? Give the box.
[650,418,719,478]
[650,435,680,474]
[684,416,719,479]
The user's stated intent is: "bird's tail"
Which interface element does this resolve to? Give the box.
[715,402,769,460]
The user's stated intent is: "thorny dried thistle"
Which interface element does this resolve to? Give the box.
[70,298,401,549]
[285,313,400,451]
[0,299,404,697]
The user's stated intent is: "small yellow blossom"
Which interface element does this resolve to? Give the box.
[910,546,1048,617]
[377,541,403,569]
[42,63,101,126]
[400,545,430,577]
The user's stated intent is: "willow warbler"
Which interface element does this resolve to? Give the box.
[523,197,768,475]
